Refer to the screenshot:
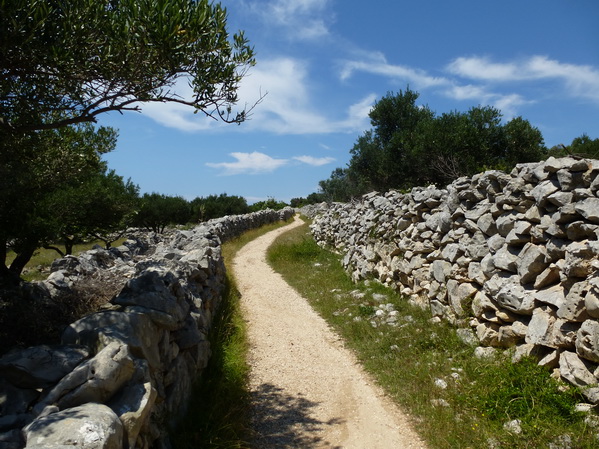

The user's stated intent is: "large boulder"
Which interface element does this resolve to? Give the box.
[24,403,123,449]
[34,342,135,413]
[63,311,163,370]
[108,382,156,449]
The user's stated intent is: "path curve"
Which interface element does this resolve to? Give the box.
[232,216,427,449]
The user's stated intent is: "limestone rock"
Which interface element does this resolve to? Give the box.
[476,321,500,346]
[531,179,560,206]
[0,378,38,417]
[112,268,190,323]
[575,198,599,224]
[585,279,599,318]
[563,240,599,278]
[24,403,123,449]
[35,342,135,413]
[557,281,590,322]
[456,328,479,346]
[108,382,157,449]
[559,351,598,388]
[533,284,565,308]
[487,274,535,315]
[447,281,478,317]
[534,264,561,289]
[526,308,557,348]
[63,311,163,370]
[0,345,89,389]
[577,320,599,364]
[492,246,519,273]
[517,243,549,285]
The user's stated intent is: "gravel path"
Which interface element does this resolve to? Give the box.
[232,216,428,449]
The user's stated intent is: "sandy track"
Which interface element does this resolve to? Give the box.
[232,216,428,449]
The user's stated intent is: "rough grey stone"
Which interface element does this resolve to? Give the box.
[108,382,156,449]
[575,198,599,224]
[517,243,549,285]
[24,403,123,449]
[526,308,556,348]
[0,346,89,389]
[35,342,135,413]
[577,320,599,364]
[559,351,598,388]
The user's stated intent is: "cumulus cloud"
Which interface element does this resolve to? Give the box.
[206,151,289,175]
[293,155,336,166]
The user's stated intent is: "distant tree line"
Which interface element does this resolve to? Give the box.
[315,88,599,202]
[133,193,289,234]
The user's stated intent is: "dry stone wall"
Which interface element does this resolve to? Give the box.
[0,208,294,449]
[310,157,599,403]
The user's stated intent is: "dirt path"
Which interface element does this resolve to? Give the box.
[232,216,428,449]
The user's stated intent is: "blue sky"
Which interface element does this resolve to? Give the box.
[102,0,599,203]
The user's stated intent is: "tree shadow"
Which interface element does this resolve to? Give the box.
[250,383,345,449]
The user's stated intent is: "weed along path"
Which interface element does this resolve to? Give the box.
[232,216,427,449]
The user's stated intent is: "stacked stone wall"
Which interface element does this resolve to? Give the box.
[310,157,599,402]
[0,208,294,449]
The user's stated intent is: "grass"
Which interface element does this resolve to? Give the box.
[171,219,291,449]
[267,220,598,449]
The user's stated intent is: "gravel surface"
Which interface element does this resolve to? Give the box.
[232,216,428,449]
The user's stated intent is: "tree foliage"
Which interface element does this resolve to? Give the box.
[290,192,326,208]
[318,168,360,203]
[322,88,547,200]
[249,197,289,212]
[47,169,139,253]
[0,123,131,280]
[190,193,249,222]
[1,0,256,132]
[551,134,599,159]
[133,193,190,234]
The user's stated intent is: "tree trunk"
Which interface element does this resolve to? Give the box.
[9,245,37,278]
[64,238,74,256]
[0,238,20,286]
[45,244,66,257]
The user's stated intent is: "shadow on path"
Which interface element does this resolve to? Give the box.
[250,383,345,449]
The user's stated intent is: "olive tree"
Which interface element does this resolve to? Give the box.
[1,0,256,132]
[0,123,118,282]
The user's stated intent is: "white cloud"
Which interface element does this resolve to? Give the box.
[236,58,374,134]
[444,84,531,119]
[447,55,599,103]
[337,94,377,131]
[250,0,333,40]
[293,155,335,166]
[340,52,449,89]
[206,151,289,175]
[446,56,520,81]
[137,57,373,135]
